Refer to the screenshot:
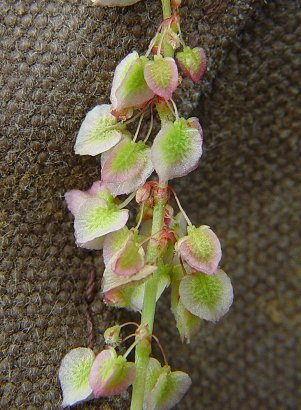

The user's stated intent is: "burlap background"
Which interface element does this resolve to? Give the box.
[1,0,300,409]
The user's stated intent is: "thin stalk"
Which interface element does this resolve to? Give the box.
[170,98,179,120]
[133,112,145,142]
[172,189,192,226]
[118,191,136,209]
[151,334,168,366]
[143,106,154,143]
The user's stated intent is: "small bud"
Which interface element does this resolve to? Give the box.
[176,46,206,83]
[136,183,152,203]
[171,0,181,8]
[164,204,174,226]
[104,325,121,346]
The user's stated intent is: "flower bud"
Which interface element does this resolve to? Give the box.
[104,325,121,346]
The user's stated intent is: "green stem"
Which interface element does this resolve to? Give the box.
[130,182,168,410]
[162,0,174,58]
[162,0,172,20]
[130,1,174,409]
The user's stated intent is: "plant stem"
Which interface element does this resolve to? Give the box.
[130,182,168,410]
[162,0,172,20]
[162,0,174,58]
[130,2,174,409]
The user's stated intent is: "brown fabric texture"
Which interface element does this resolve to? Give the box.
[1,0,300,409]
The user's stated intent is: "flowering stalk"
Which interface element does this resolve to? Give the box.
[58,1,234,409]
[130,2,175,408]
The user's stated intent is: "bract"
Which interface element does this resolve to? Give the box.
[59,348,95,408]
[179,269,234,322]
[89,348,136,397]
[151,118,202,181]
[176,225,221,275]
[74,105,123,156]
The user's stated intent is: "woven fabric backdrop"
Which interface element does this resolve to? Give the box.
[1,0,300,408]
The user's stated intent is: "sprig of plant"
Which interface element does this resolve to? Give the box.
[58,0,234,409]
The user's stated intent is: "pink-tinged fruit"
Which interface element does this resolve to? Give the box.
[111,234,145,276]
[104,265,170,312]
[65,181,111,216]
[176,47,206,83]
[74,104,123,156]
[111,52,154,113]
[59,348,95,408]
[101,138,154,196]
[74,198,129,244]
[144,56,178,100]
[65,182,122,249]
[89,348,136,398]
[151,118,203,181]
[170,270,200,343]
[144,366,192,410]
[103,227,131,266]
[102,262,156,293]
[176,225,221,275]
[104,147,154,195]
[179,269,234,322]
